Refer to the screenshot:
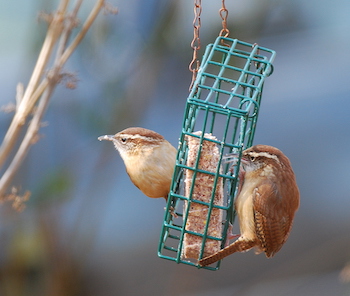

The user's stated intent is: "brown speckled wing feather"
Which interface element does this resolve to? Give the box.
[253,182,292,257]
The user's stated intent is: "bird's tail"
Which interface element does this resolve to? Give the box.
[198,237,257,267]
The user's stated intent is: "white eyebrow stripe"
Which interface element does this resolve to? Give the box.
[248,151,280,163]
[119,134,162,142]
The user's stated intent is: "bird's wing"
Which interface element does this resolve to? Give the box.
[253,181,292,257]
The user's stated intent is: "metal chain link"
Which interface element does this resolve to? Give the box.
[189,0,202,90]
[219,0,229,37]
[189,0,230,89]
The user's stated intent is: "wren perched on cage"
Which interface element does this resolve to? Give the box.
[199,145,300,267]
[98,127,177,201]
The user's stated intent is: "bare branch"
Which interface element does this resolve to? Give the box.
[0,0,110,203]
[16,83,24,108]
[59,0,105,65]
[0,81,54,198]
[0,3,67,169]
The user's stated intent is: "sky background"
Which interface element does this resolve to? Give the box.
[0,0,350,295]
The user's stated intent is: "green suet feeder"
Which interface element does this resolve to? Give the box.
[158,36,276,270]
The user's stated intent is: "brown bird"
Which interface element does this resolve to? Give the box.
[98,127,177,200]
[199,144,300,266]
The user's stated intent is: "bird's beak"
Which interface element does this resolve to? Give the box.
[98,135,114,141]
[240,157,249,165]
[223,153,239,164]
[223,153,248,165]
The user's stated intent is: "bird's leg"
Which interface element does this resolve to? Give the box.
[169,206,178,218]
[224,223,240,247]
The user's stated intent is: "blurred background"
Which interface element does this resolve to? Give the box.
[0,0,350,295]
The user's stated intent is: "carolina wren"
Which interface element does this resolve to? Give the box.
[98,127,177,200]
[199,144,300,266]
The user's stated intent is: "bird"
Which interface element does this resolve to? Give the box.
[199,144,300,266]
[98,127,177,200]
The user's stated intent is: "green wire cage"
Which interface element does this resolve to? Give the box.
[158,36,276,270]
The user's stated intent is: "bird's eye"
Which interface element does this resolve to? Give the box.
[250,156,256,161]
[121,138,127,143]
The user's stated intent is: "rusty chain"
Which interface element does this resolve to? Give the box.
[219,0,230,37]
[189,0,230,90]
[189,0,202,90]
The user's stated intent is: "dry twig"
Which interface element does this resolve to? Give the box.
[0,0,113,208]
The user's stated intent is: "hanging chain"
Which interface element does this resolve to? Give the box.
[189,0,230,89]
[189,0,202,91]
[219,0,229,37]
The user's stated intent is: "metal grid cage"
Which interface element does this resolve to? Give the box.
[158,36,276,270]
